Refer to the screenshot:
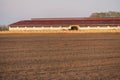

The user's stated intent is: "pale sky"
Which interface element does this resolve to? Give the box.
[0,0,120,25]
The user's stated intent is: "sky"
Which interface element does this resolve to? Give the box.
[0,0,120,25]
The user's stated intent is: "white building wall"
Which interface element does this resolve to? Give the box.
[80,26,120,30]
[9,26,120,31]
[9,26,69,31]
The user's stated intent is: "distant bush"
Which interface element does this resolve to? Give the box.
[90,11,120,18]
[0,25,9,31]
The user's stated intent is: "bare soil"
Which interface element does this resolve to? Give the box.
[0,33,120,80]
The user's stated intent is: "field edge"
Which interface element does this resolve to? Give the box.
[0,29,120,34]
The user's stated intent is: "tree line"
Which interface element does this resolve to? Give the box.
[89,11,120,18]
[0,25,8,31]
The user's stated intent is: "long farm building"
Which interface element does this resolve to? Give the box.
[9,18,120,31]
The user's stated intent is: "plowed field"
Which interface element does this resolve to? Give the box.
[0,33,120,80]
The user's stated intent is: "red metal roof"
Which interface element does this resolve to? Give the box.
[9,18,120,27]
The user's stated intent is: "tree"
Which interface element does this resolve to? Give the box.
[89,11,120,18]
[0,25,9,31]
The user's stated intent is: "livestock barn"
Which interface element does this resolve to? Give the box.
[9,18,120,31]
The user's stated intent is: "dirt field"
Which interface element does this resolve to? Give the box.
[0,33,120,80]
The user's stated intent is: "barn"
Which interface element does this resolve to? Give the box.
[9,18,120,31]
